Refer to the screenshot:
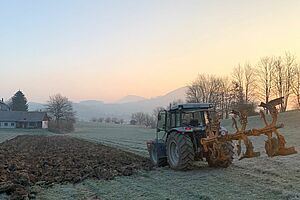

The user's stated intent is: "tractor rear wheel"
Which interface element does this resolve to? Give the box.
[166,132,195,170]
[206,141,234,168]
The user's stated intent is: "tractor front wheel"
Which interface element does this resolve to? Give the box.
[166,132,195,170]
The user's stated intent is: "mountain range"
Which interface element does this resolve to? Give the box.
[28,87,188,121]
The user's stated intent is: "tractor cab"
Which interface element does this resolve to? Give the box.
[156,103,215,137]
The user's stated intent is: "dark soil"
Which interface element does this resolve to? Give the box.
[0,135,152,200]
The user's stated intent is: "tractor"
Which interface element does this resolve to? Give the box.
[146,98,297,170]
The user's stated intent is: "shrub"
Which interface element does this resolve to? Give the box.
[48,120,75,134]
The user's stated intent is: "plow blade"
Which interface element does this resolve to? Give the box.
[265,135,297,157]
[237,140,260,160]
[278,147,297,156]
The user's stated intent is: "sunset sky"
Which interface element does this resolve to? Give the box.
[0,0,300,103]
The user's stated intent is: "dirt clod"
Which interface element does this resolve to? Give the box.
[0,135,152,199]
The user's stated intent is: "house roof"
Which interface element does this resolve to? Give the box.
[0,111,48,122]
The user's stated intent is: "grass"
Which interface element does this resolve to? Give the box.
[1,111,300,200]
[71,121,154,155]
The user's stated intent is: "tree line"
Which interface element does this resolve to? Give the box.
[130,107,165,128]
[90,117,125,124]
[186,52,300,118]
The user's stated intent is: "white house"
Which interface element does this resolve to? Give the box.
[0,111,49,129]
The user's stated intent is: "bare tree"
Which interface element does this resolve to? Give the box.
[232,63,256,103]
[186,74,224,104]
[131,112,146,125]
[244,63,256,102]
[187,74,231,118]
[232,66,245,104]
[47,94,76,132]
[220,77,241,119]
[131,112,155,128]
[273,57,284,103]
[257,57,274,109]
[186,74,204,103]
[273,53,296,112]
[283,53,296,111]
[143,114,155,128]
[232,64,244,96]
[293,63,300,109]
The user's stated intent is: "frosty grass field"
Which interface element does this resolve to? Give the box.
[0,111,300,200]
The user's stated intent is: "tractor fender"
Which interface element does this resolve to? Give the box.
[168,127,194,133]
[165,129,194,147]
[146,139,167,159]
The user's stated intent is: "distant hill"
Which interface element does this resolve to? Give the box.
[28,86,188,121]
[116,95,147,104]
[78,100,104,106]
[28,102,46,111]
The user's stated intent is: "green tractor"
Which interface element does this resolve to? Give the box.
[146,103,234,170]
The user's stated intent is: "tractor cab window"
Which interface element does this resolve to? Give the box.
[176,112,180,127]
[181,112,192,126]
[171,112,176,128]
[157,111,166,131]
[181,111,208,127]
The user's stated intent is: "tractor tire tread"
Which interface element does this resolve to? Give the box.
[167,132,195,170]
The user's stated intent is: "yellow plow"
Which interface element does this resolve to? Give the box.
[201,97,297,163]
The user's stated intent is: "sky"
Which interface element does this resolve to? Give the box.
[0,0,300,103]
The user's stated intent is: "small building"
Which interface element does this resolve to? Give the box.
[0,111,49,129]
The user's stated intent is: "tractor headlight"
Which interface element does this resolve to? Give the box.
[219,126,228,136]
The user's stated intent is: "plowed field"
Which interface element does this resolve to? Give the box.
[0,135,151,199]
